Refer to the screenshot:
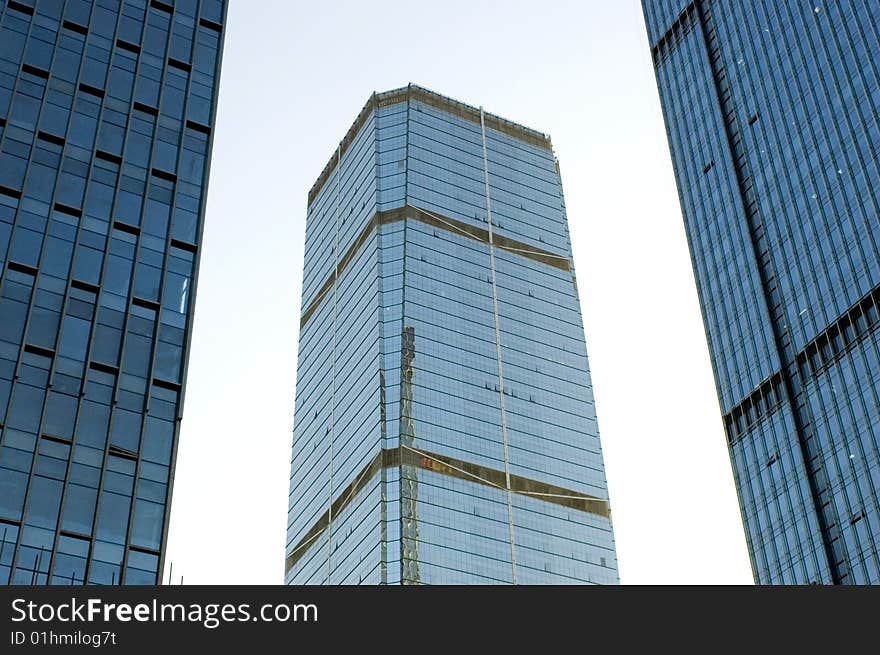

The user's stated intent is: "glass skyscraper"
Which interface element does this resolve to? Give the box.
[286,84,618,584]
[643,1,880,583]
[0,0,225,585]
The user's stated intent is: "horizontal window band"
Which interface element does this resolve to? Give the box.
[62,19,88,35]
[170,238,198,253]
[78,82,105,98]
[309,84,552,206]
[116,39,141,55]
[299,204,570,329]
[285,449,393,574]
[7,1,34,16]
[168,58,192,73]
[285,445,609,574]
[108,445,139,461]
[724,371,785,446]
[7,260,38,275]
[298,210,385,328]
[21,63,49,79]
[23,343,55,358]
[0,184,22,199]
[41,433,73,445]
[795,282,880,380]
[112,220,140,235]
[89,360,119,375]
[153,377,181,392]
[71,278,100,293]
[37,130,65,147]
[724,281,880,445]
[409,205,570,270]
[149,0,174,13]
[133,101,158,116]
[185,119,211,136]
[95,149,123,165]
[151,167,177,183]
[53,201,82,217]
[649,1,697,66]
[132,296,160,311]
[199,17,222,32]
[401,446,611,515]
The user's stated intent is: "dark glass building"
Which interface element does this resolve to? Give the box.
[643,1,880,583]
[0,0,225,585]
[286,85,618,584]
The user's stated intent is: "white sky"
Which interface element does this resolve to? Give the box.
[163,0,754,584]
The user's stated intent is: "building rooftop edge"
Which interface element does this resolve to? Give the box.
[307,83,554,207]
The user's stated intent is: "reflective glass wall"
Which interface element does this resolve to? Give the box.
[287,85,618,584]
[0,0,225,585]
[643,0,880,583]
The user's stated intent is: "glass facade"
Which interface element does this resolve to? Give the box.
[643,1,880,583]
[286,85,618,584]
[0,0,225,585]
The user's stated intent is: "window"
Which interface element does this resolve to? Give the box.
[130,500,163,550]
[142,416,173,464]
[109,399,141,452]
[23,476,63,530]
[76,400,110,449]
[60,484,97,535]
[0,470,28,522]
[6,383,44,433]
[124,548,159,584]
[42,391,77,439]
[52,535,89,584]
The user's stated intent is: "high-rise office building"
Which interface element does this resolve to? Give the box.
[643,1,880,583]
[286,84,618,584]
[0,0,226,585]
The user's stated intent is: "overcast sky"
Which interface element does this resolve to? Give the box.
[163,0,754,585]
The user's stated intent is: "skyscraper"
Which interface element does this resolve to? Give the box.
[286,84,618,585]
[643,1,880,583]
[0,0,226,585]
